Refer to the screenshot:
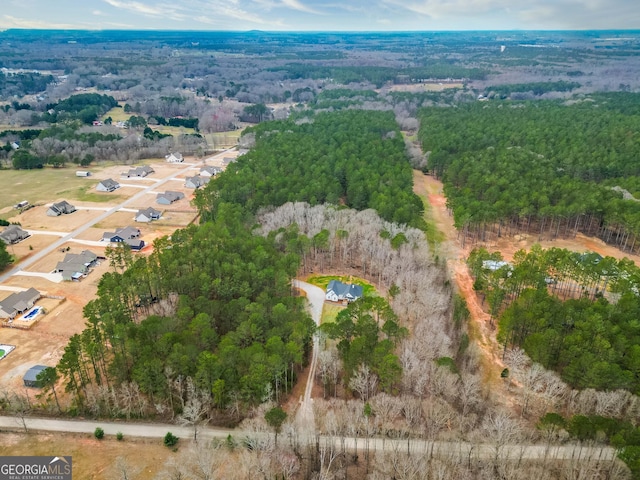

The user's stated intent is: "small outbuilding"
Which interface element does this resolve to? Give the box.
[23,365,48,388]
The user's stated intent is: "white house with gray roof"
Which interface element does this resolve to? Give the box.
[0,225,30,245]
[96,178,120,192]
[156,191,185,205]
[46,200,76,217]
[325,280,364,303]
[55,250,98,281]
[135,207,161,223]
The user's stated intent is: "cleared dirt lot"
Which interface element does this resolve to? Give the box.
[0,156,207,395]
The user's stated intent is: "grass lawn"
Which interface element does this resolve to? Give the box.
[0,349,5,358]
[0,168,93,212]
[204,131,242,149]
[320,303,343,325]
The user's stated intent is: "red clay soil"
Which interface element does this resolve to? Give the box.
[413,171,640,401]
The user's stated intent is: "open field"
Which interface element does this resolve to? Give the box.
[0,432,173,480]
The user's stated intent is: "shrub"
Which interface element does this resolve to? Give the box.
[94,427,105,440]
[116,431,123,441]
[164,431,178,447]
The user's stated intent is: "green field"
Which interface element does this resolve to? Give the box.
[0,167,122,215]
[320,303,343,325]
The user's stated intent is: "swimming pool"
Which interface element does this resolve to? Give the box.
[21,306,43,321]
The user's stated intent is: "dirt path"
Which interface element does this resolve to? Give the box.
[413,171,640,399]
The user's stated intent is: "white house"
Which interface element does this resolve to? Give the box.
[156,191,185,205]
[135,207,162,223]
[325,280,364,303]
[200,166,222,177]
[96,178,120,192]
[185,175,210,189]
[165,152,184,163]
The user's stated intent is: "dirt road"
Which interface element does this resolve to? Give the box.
[292,280,324,432]
[0,415,617,463]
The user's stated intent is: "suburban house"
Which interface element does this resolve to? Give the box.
[165,152,184,163]
[185,175,210,189]
[125,238,146,251]
[200,166,222,177]
[96,178,120,192]
[135,207,162,223]
[0,287,41,320]
[325,280,364,303]
[0,225,30,245]
[102,226,141,243]
[156,191,185,205]
[123,165,155,178]
[23,365,48,388]
[46,200,76,217]
[55,250,98,281]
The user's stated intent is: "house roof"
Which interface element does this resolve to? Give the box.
[125,165,155,177]
[0,288,40,316]
[117,226,140,238]
[49,200,75,214]
[137,207,161,218]
[98,178,120,189]
[185,175,210,188]
[156,191,184,203]
[165,152,184,162]
[56,251,97,274]
[326,280,364,299]
[200,166,222,176]
[23,365,48,384]
[0,225,30,244]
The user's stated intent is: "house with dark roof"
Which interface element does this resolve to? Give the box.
[55,250,98,281]
[325,280,364,303]
[185,175,210,189]
[125,238,145,251]
[0,225,30,245]
[156,191,185,205]
[96,178,120,192]
[23,365,48,387]
[135,207,162,223]
[123,165,155,178]
[46,200,76,217]
[102,226,141,243]
[200,166,222,177]
[0,288,41,320]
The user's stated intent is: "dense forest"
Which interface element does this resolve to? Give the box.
[58,204,315,417]
[195,110,425,228]
[468,245,640,393]
[419,93,640,252]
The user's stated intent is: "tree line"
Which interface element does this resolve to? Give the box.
[195,109,425,228]
[419,93,640,252]
[469,245,640,394]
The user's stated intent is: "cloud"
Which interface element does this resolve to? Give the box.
[281,0,322,15]
[92,10,106,16]
[0,14,78,29]
[102,0,167,17]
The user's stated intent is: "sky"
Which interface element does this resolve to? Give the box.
[0,0,638,32]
